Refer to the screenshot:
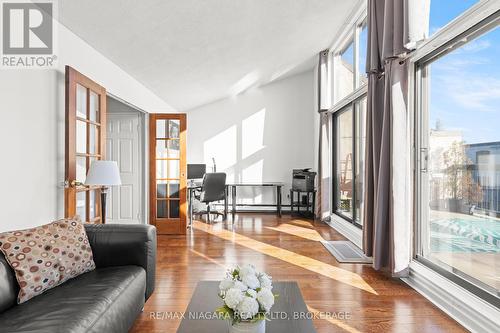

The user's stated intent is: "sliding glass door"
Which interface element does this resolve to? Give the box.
[335,107,354,220]
[417,20,500,301]
[333,98,366,226]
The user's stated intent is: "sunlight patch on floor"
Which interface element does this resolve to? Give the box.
[288,219,315,228]
[265,223,325,242]
[189,249,227,269]
[193,221,377,295]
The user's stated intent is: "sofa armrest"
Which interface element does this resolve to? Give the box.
[84,223,156,300]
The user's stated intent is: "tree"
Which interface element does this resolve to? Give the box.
[462,171,483,204]
[442,141,483,204]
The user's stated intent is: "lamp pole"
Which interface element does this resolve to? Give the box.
[101,186,109,224]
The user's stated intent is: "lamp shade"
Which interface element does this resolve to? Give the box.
[85,161,122,186]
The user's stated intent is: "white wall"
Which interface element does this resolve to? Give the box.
[0,22,174,232]
[187,70,315,208]
[0,70,60,231]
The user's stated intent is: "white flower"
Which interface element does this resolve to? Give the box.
[219,279,234,292]
[246,289,257,298]
[242,274,260,290]
[257,288,275,312]
[233,280,248,291]
[236,296,259,320]
[224,288,243,309]
[239,264,256,278]
[258,273,272,289]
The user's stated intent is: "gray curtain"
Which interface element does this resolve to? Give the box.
[317,49,330,111]
[316,112,331,220]
[363,0,410,276]
[316,50,331,220]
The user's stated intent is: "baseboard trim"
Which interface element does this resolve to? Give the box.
[402,261,500,333]
[325,214,363,249]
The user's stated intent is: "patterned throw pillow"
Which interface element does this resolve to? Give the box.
[0,218,96,303]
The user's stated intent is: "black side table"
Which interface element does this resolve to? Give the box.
[290,189,316,219]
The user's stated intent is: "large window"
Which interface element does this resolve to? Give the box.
[332,19,367,104]
[417,8,500,303]
[331,12,367,227]
[335,39,354,102]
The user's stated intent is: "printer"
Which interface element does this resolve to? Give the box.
[292,168,316,191]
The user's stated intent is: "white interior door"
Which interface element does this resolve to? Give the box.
[106,112,142,223]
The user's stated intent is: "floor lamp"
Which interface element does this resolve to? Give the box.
[85,161,122,224]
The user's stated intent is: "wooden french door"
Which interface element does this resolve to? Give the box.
[149,114,187,234]
[65,66,107,223]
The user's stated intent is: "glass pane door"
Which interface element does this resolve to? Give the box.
[65,66,106,223]
[150,114,186,234]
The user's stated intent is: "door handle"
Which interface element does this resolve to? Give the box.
[64,180,84,188]
[420,148,428,173]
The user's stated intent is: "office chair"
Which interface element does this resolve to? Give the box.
[194,172,226,223]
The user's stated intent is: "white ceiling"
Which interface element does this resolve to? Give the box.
[59,0,357,111]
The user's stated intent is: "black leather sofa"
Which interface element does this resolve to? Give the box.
[0,224,156,333]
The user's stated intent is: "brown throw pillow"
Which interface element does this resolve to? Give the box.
[0,218,96,303]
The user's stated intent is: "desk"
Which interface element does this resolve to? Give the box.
[187,182,283,228]
[227,183,283,217]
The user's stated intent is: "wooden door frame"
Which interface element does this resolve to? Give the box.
[65,66,107,221]
[149,113,187,234]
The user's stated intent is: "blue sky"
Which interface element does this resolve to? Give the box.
[429,0,479,35]
[429,0,500,144]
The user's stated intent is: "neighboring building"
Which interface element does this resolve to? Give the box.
[428,126,500,216]
[465,141,500,216]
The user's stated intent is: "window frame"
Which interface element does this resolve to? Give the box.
[328,5,368,228]
[412,2,500,307]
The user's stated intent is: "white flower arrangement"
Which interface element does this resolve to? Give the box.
[216,264,277,324]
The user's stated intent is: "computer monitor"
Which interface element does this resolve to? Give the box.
[187,164,206,180]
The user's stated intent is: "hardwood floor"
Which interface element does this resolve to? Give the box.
[130,214,467,333]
